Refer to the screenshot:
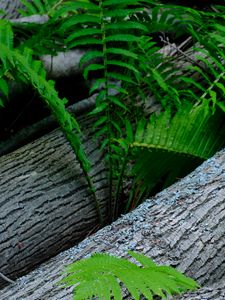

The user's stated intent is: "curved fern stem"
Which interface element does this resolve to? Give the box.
[14,50,104,225]
[200,71,225,101]
[113,152,130,219]
[63,131,104,226]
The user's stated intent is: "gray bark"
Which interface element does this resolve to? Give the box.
[0,115,109,288]
[0,0,25,19]
[1,148,225,299]
[41,50,86,79]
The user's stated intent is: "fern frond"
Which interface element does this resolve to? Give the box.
[139,4,202,39]
[18,0,59,16]
[125,103,225,209]
[105,34,139,43]
[60,251,199,300]
[0,20,14,69]
[106,48,138,59]
[0,17,104,224]
[104,8,144,18]
[61,0,148,221]
[107,72,138,84]
[60,15,101,32]
[0,77,8,98]
[19,0,40,15]
[79,50,103,68]
[0,20,13,49]
[105,21,148,32]
[68,37,103,49]
[66,28,102,42]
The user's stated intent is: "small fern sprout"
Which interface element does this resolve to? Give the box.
[59,251,199,299]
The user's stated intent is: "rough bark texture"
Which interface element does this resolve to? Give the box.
[0,0,25,19]
[0,115,108,287]
[41,50,86,79]
[1,148,225,299]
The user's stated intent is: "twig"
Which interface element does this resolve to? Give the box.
[159,36,202,67]
[0,272,15,284]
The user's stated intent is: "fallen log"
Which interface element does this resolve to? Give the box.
[0,0,24,19]
[0,94,97,157]
[1,148,225,298]
[0,114,109,288]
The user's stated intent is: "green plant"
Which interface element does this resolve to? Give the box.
[18,0,62,16]
[51,0,225,220]
[1,1,224,298]
[0,18,103,222]
[60,251,199,299]
[1,1,225,223]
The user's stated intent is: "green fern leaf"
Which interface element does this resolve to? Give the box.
[79,51,103,68]
[105,21,148,32]
[111,120,122,134]
[68,37,102,49]
[128,251,156,268]
[108,85,128,95]
[107,72,137,84]
[0,20,13,49]
[83,63,104,80]
[180,77,205,92]
[125,120,134,143]
[104,8,144,18]
[0,77,8,97]
[108,95,127,110]
[0,21,14,69]
[105,34,139,42]
[215,82,225,95]
[126,103,225,208]
[66,28,102,43]
[89,102,108,116]
[19,0,38,15]
[94,116,107,128]
[151,69,168,91]
[32,0,47,14]
[89,78,106,94]
[60,252,199,300]
[106,48,138,59]
[107,60,139,74]
[60,15,100,31]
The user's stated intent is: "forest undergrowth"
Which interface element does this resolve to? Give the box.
[0,0,225,298]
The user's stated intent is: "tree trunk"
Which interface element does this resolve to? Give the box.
[0,116,108,287]
[1,148,225,299]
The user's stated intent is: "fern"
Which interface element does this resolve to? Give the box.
[60,251,199,299]
[45,0,225,220]
[123,103,225,210]
[0,18,103,224]
[53,0,150,221]
[1,0,225,222]
[0,3,224,297]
